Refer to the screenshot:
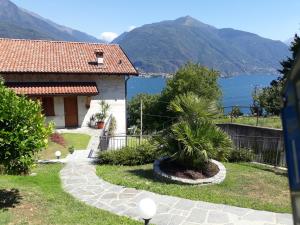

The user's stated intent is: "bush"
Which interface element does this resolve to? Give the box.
[0,80,53,174]
[68,146,75,154]
[98,142,162,166]
[228,148,253,162]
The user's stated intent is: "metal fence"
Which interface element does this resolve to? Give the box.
[230,135,286,167]
[98,135,153,151]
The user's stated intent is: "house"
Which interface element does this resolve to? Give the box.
[0,38,138,135]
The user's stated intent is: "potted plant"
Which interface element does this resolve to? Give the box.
[95,100,110,129]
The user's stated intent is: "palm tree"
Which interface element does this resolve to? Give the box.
[160,93,232,169]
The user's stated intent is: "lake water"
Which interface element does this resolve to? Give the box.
[127,74,278,113]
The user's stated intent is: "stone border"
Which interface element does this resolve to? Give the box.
[37,159,67,164]
[153,157,226,185]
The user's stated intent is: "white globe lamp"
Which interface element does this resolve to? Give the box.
[138,198,157,225]
[55,150,62,159]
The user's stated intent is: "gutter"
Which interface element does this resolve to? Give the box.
[125,75,130,135]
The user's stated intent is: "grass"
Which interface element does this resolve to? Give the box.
[39,133,91,160]
[0,164,141,225]
[96,163,291,213]
[214,116,282,129]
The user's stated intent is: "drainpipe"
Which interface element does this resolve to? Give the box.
[125,75,130,137]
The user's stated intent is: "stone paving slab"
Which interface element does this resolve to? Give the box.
[59,150,293,225]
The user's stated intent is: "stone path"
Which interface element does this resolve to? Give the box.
[60,150,293,225]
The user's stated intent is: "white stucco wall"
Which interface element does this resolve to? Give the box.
[82,76,126,135]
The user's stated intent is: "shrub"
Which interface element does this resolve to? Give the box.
[228,148,253,162]
[50,133,66,147]
[98,142,162,166]
[0,80,53,174]
[68,146,75,154]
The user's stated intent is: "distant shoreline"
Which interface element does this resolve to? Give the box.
[137,73,279,79]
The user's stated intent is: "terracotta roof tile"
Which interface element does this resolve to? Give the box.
[0,38,138,75]
[6,82,99,96]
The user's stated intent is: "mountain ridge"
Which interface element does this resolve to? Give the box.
[0,0,102,42]
[113,16,289,76]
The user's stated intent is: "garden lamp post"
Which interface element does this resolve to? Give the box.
[138,198,157,225]
[55,150,61,159]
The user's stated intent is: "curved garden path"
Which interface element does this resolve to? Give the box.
[60,149,292,225]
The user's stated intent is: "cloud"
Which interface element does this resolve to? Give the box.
[127,25,136,32]
[100,32,119,42]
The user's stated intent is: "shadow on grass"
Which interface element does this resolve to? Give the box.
[240,163,288,177]
[127,168,191,186]
[0,189,22,211]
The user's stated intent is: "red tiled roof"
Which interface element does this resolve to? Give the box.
[0,38,138,75]
[6,82,99,96]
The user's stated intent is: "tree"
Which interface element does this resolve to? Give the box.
[127,63,222,133]
[157,93,232,169]
[127,93,161,133]
[253,34,300,115]
[0,80,53,174]
[162,63,221,102]
[230,106,243,118]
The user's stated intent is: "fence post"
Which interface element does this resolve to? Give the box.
[140,99,143,141]
[230,106,233,123]
[256,108,259,126]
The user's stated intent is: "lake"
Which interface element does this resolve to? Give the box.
[127,74,278,113]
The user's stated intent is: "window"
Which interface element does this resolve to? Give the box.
[41,97,55,116]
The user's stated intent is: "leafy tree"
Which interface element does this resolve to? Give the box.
[230,106,243,118]
[162,63,221,102]
[128,63,222,133]
[0,80,53,174]
[253,34,300,115]
[127,93,161,133]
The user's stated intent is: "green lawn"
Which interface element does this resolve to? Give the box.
[96,163,291,213]
[0,164,141,225]
[214,116,282,129]
[39,133,91,160]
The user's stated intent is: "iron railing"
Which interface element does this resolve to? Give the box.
[99,135,153,151]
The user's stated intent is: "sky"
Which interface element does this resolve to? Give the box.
[12,0,300,42]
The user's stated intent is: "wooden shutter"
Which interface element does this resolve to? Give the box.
[42,97,55,116]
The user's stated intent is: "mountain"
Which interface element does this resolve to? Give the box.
[0,0,102,42]
[113,16,289,76]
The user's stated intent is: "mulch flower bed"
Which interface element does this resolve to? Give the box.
[50,133,66,147]
[159,158,219,180]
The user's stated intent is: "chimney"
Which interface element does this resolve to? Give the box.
[94,49,104,65]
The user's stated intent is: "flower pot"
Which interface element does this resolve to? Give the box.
[97,121,105,129]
